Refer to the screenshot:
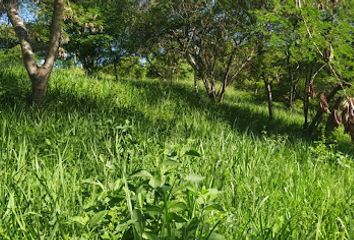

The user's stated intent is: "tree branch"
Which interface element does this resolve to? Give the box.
[43,0,65,70]
[5,0,38,75]
[6,0,64,75]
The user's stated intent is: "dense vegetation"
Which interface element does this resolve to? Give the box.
[1,0,354,239]
[0,58,353,239]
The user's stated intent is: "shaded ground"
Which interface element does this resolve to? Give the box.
[0,68,307,143]
[1,65,354,239]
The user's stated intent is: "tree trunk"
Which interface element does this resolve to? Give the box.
[209,79,217,99]
[303,70,312,129]
[286,48,296,109]
[113,61,118,81]
[325,97,343,133]
[303,93,309,129]
[170,62,177,82]
[31,75,49,105]
[201,77,211,98]
[218,81,227,103]
[307,83,351,135]
[264,79,273,120]
[5,0,64,105]
[289,84,296,108]
[193,72,199,94]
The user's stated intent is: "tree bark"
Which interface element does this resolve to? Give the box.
[303,93,310,129]
[289,84,296,108]
[303,63,329,129]
[325,97,343,133]
[287,54,297,109]
[113,61,119,81]
[218,81,227,103]
[5,0,64,105]
[302,67,314,129]
[217,48,236,103]
[208,78,217,99]
[218,49,254,103]
[31,73,49,105]
[193,72,199,94]
[264,78,273,120]
[307,83,351,135]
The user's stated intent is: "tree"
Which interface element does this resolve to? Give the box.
[133,0,256,101]
[251,0,354,129]
[61,0,113,75]
[2,0,64,105]
[297,0,354,133]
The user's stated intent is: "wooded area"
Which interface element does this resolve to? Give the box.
[0,0,354,239]
[1,0,354,139]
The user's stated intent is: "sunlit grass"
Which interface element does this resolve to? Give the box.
[0,66,353,239]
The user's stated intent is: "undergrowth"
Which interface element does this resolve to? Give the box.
[0,65,354,239]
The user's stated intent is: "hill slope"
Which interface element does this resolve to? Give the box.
[0,66,354,239]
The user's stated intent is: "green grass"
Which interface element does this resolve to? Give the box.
[0,65,354,239]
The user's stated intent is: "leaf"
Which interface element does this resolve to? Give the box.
[145,205,162,216]
[167,150,178,158]
[204,204,224,212]
[170,213,188,223]
[88,210,107,227]
[185,218,200,233]
[205,188,220,196]
[142,232,159,240]
[130,170,152,179]
[149,174,165,188]
[169,201,187,213]
[45,138,51,146]
[82,179,105,191]
[185,150,201,157]
[207,232,226,240]
[162,160,179,169]
[186,174,205,183]
[70,215,89,226]
[272,216,285,234]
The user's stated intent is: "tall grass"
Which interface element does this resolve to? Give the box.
[0,65,353,239]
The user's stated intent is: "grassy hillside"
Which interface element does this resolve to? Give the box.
[1,65,354,239]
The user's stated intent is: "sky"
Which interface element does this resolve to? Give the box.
[1,2,37,25]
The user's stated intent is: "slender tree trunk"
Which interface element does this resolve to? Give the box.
[217,48,236,103]
[218,81,227,103]
[303,80,310,129]
[303,97,309,129]
[113,62,118,81]
[303,69,313,129]
[201,77,211,98]
[289,87,293,109]
[73,54,78,66]
[303,63,327,129]
[209,79,217,99]
[264,78,273,120]
[288,69,297,109]
[286,47,298,109]
[289,84,296,108]
[170,62,177,82]
[193,72,199,94]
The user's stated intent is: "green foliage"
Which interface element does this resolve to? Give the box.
[2,0,354,238]
[61,0,113,74]
[0,25,17,49]
[146,57,193,82]
[1,64,354,239]
[73,150,226,239]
